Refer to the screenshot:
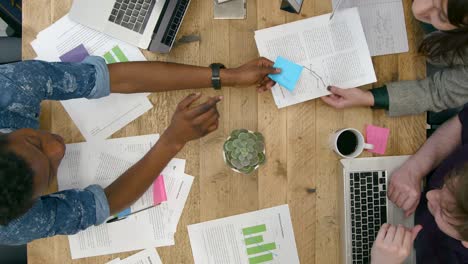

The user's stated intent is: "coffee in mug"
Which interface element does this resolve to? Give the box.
[330,128,374,158]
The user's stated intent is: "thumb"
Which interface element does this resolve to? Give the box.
[262,67,281,76]
[178,93,202,109]
[411,225,423,241]
[328,86,347,96]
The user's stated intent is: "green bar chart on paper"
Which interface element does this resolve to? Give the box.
[242,224,277,264]
[103,45,129,64]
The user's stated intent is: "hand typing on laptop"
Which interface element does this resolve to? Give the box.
[370,224,422,264]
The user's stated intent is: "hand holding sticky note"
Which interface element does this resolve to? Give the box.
[365,125,390,155]
[268,56,303,91]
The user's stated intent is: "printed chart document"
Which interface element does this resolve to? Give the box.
[57,135,193,259]
[31,15,152,141]
[255,7,376,108]
[188,205,300,264]
[333,0,408,56]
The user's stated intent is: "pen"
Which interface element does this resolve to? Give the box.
[329,0,345,21]
[106,205,156,224]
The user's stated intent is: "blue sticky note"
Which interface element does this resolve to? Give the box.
[268,56,303,91]
[116,207,131,218]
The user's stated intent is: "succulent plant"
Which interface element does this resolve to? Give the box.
[223,129,266,174]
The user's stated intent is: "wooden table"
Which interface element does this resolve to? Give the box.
[23,0,427,263]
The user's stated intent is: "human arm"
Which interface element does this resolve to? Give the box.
[321,66,468,116]
[0,93,220,244]
[370,224,422,264]
[388,115,462,216]
[104,93,221,214]
[108,57,280,94]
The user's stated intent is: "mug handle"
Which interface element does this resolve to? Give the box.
[364,143,374,150]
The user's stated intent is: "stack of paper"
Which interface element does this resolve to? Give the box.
[58,134,194,259]
[188,205,300,264]
[106,249,163,264]
[31,15,153,142]
[255,7,376,108]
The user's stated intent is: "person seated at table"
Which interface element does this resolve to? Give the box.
[0,56,280,245]
[320,0,468,117]
[370,104,468,263]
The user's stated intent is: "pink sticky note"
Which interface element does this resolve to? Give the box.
[365,125,390,155]
[153,175,167,205]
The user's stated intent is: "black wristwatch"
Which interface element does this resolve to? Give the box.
[209,63,226,90]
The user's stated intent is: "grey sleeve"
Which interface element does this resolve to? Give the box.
[386,66,468,116]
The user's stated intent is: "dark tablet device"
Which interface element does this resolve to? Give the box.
[280,0,303,14]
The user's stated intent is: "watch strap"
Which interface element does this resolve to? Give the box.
[210,63,225,90]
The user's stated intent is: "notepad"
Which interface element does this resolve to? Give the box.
[269,56,303,91]
[365,125,390,155]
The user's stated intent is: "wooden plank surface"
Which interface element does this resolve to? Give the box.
[22,0,426,263]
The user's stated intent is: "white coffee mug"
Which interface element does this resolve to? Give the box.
[330,128,374,158]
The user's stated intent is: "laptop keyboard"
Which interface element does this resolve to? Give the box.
[349,170,387,264]
[161,0,190,46]
[108,0,156,34]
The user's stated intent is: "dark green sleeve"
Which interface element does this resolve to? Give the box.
[370,85,389,110]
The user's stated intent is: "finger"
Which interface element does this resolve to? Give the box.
[376,223,390,242]
[384,225,396,244]
[401,197,417,213]
[265,80,276,89]
[405,198,420,217]
[258,57,275,67]
[396,193,409,209]
[203,112,220,129]
[411,225,423,241]
[206,120,219,134]
[261,66,281,76]
[329,94,341,100]
[389,191,401,206]
[321,96,341,108]
[258,76,270,88]
[327,86,346,96]
[187,96,222,117]
[258,80,276,91]
[388,183,395,198]
[178,93,202,109]
[193,107,219,125]
[394,225,406,245]
[403,225,422,249]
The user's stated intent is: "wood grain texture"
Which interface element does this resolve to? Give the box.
[23,0,426,263]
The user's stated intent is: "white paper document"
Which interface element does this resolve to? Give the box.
[255,7,376,108]
[57,135,193,259]
[188,205,300,264]
[333,0,409,56]
[106,258,122,264]
[120,249,163,264]
[31,15,152,141]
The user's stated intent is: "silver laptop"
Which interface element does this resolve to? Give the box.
[69,0,191,53]
[339,156,416,264]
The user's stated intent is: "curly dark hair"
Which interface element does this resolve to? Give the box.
[0,135,34,225]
